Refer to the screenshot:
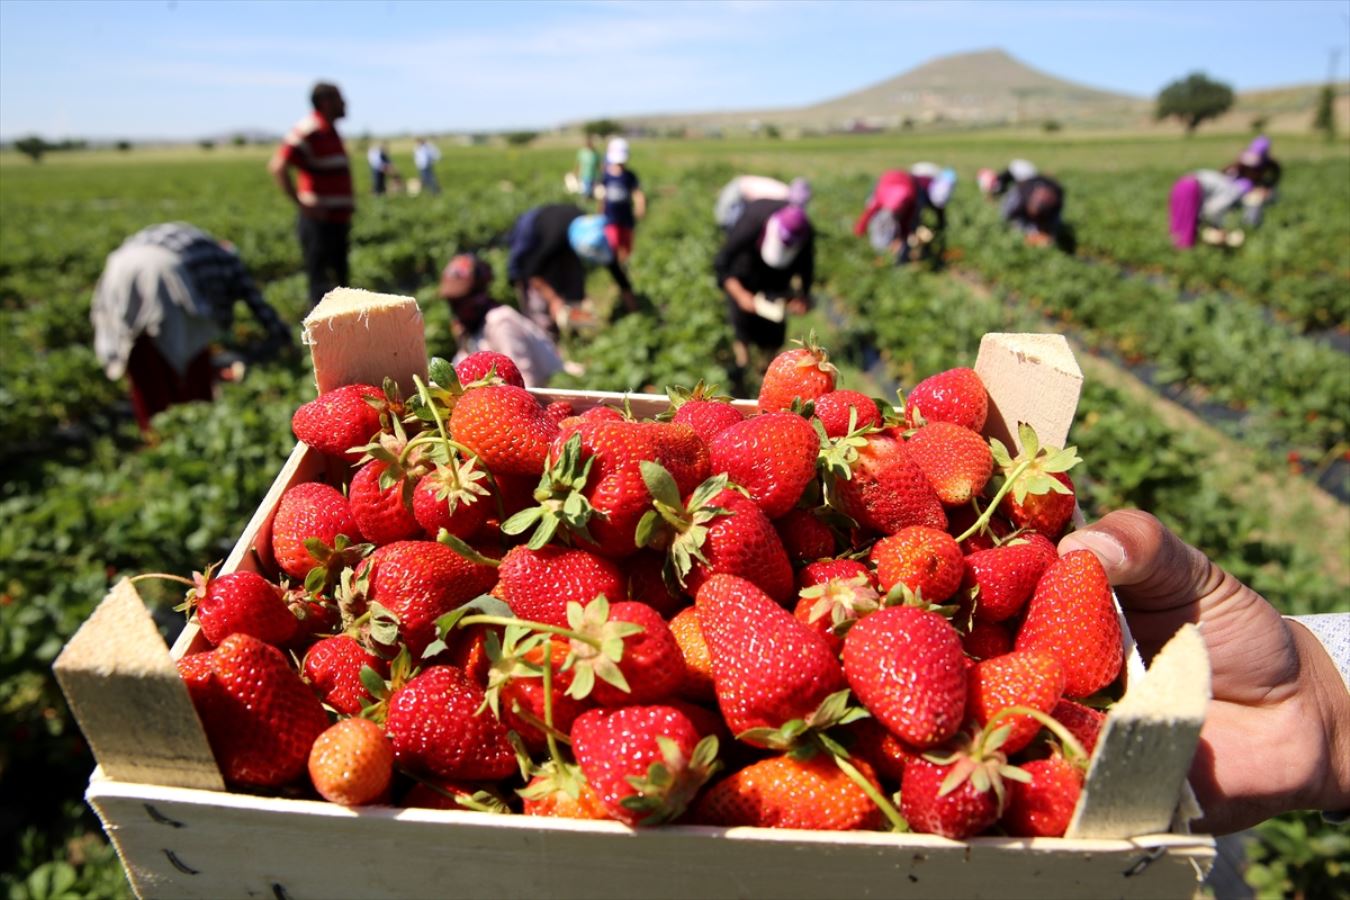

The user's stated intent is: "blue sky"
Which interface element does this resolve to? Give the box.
[1,0,1347,140]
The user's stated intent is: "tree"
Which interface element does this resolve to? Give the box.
[503,130,539,146]
[199,139,215,151]
[583,119,622,138]
[14,135,48,163]
[1313,85,1336,140]
[232,135,247,148]
[1156,72,1234,134]
[115,140,132,152]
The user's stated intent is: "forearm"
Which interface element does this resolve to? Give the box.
[1288,620,1350,816]
[723,277,755,312]
[269,158,300,206]
[528,277,565,313]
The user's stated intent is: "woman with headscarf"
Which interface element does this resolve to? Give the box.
[1168,170,1254,249]
[1222,135,1280,227]
[854,169,920,262]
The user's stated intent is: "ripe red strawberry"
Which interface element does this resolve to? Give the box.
[176,649,216,693]
[694,575,846,745]
[520,763,612,819]
[450,384,559,477]
[965,651,1065,754]
[842,605,965,748]
[186,633,330,789]
[624,550,685,619]
[349,460,423,546]
[900,751,1001,839]
[758,341,836,413]
[905,367,988,431]
[302,635,388,715]
[1051,699,1106,757]
[990,425,1081,540]
[587,601,685,707]
[491,634,592,753]
[270,482,365,581]
[362,540,498,659]
[774,508,835,564]
[667,382,745,443]
[825,433,946,536]
[411,455,491,540]
[963,537,1058,624]
[1002,752,1084,837]
[384,665,515,781]
[693,753,882,830]
[308,717,394,806]
[905,422,994,506]
[868,526,964,603]
[569,704,718,826]
[709,413,818,519]
[1015,550,1123,698]
[544,399,575,424]
[493,544,626,627]
[291,383,385,463]
[1002,471,1076,539]
[405,778,505,812]
[797,558,875,591]
[455,350,524,388]
[669,606,715,702]
[961,621,1013,660]
[846,718,921,783]
[793,572,881,654]
[190,570,298,647]
[812,389,882,438]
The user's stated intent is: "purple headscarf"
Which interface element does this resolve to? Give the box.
[1241,136,1271,167]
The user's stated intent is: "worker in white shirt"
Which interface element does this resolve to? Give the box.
[413,137,441,196]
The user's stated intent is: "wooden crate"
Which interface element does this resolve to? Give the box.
[55,293,1215,898]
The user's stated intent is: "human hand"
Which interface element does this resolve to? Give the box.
[786,296,809,316]
[740,291,762,314]
[1059,510,1350,834]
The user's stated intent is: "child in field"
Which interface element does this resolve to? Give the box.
[598,138,646,263]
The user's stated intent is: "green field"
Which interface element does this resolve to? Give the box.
[3,131,1348,897]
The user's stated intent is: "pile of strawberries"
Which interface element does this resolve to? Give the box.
[173,341,1124,840]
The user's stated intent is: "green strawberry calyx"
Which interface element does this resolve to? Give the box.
[636,464,730,586]
[955,423,1081,544]
[501,432,597,550]
[620,733,721,826]
[736,688,870,751]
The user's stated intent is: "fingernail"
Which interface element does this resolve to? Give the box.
[1061,530,1126,569]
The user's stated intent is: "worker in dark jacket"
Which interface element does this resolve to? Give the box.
[713,200,814,392]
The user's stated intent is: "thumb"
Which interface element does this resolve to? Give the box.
[1058,509,1216,614]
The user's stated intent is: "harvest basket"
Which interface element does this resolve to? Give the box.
[56,290,1216,899]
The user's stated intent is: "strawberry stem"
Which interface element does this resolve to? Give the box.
[456,614,603,651]
[954,458,1032,544]
[831,753,909,832]
[985,705,1090,766]
[128,573,196,588]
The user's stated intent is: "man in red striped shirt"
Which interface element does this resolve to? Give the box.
[268,82,355,307]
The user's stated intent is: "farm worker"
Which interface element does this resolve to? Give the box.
[268,81,354,308]
[1168,170,1254,249]
[853,169,920,263]
[573,133,601,199]
[413,138,441,196]
[987,158,1038,197]
[1222,135,1280,227]
[598,138,646,264]
[907,163,957,259]
[1061,509,1350,835]
[439,253,564,388]
[714,175,811,232]
[998,170,1066,247]
[505,203,637,338]
[368,143,392,196]
[90,223,294,433]
[714,200,815,393]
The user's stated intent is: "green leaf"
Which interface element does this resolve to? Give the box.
[639,461,682,509]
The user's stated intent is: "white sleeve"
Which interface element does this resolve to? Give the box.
[1289,614,1350,691]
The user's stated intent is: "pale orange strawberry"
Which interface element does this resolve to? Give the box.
[904,367,988,431]
[868,526,964,603]
[965,651,1065,754]
[308,718,393,806]
[757,340,836,413]
[693,753,881,831]
[450,384,558,477]
[669,606,715,702]
[1015,550,1123,699]
[905,422,993,506]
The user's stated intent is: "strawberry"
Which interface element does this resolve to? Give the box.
[708,412,819,519]
[823,432,946,536]
[669,606,715,702]
[842,605,965,748]
[797,558,875,591]
[1015,550,1123,698]
[384,665,515,781]
[905,422,994,506]
[845,718,920,784]
[349,460,423,546]
[519,762,612,820]
[774,508,836,565]
[962,537,1058,624]
[900,748,1003,839]
[291,383,385,463]
[758,339,836,413]
[569,704,719,826]
[693,752,882,831]
[1002,751,1084,837]
[308,717,394,806]
[905,367,988,431]
[410,453,491,540]
[989,424,1081,540]
[812,389,883,438]
[186,633,330,789]
[667,382,746,443]
[188,569,298,647]
[868,526,964,604]
[176,649,216,693]
[489,633,591,753]
[694,575,846,746]
[302,635,388,715]
[270,482,365,581]
[455,350,524,388]
[1051,699,1106,757]
[961,621,1013,661]
[585,601,685,707]
[625,550,685,619]
[544,399,575,424]
[406,779,508,812]
[965,651,1065,754]
[362,540,498,659]
[1002,471,1076,539]
[450,384,558,477]
[793,572,881,653]
[493,544,626,627]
